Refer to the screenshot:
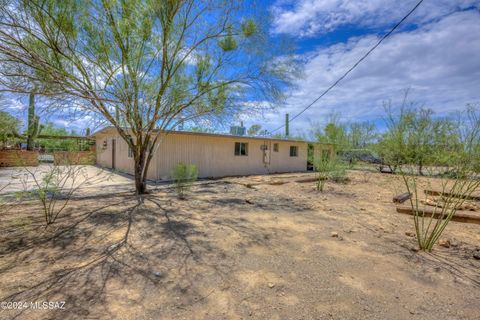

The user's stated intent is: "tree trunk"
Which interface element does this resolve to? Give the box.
[134,149,148,194]
[134,169,147,194]
[26,136,34,151]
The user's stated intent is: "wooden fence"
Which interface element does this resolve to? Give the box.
[53,151,96,165]
[0,150,39,167]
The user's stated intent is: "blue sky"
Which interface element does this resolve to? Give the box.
[2,0,480,137]
[242,0,480,136]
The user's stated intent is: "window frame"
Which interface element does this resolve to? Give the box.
[234,142,248,156]
[273,143,279,152]
[289,145,298,157]
[126,135,134,159]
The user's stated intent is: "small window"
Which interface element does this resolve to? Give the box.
[290,146,298,157]
[127,136,133,158]
[234,142,248,156]
[273,143,279,152]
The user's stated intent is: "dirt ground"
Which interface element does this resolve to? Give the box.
[0,170,479,320]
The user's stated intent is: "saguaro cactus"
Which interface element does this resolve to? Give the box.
[26,93,43,151]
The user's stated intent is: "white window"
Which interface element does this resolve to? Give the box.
[234,142,248,156]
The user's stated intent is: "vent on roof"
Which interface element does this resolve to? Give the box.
[230,121,246,136]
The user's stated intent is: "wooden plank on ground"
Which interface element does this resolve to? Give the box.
[424,190,480,201]
[379,166,393,174]
[393,192,412,204]
[295,177,327,183]
[396,206,480,225]
[295,177,318,183]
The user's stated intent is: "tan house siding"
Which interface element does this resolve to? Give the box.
[96,132,144,177]
[154,134,308,179]
[94,128,334,180]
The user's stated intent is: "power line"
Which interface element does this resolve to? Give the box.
[270,0,426,134]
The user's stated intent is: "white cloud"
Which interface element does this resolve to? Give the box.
[270,0,478,37]
[5,97,24,110]
[262,10,480,135]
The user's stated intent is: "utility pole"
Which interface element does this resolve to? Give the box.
[285,113,289,137]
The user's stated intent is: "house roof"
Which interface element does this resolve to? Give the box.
[91,126,332,145]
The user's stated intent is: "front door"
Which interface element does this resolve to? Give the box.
[262,143,270,164]
[112,139,116,169]
[307,144,314,171]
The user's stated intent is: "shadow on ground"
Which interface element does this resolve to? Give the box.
[0,182,298,320]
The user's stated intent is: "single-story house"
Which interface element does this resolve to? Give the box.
[93,127,334,181]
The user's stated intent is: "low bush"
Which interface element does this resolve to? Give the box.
[314,157,347,192]
[171,163,198,199]
[21,164,90,226]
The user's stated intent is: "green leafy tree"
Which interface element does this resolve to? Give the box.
[348,122,377,149]
[37,123,78,151]
[247,124,261,136]
[377,101,459,175]
[0,111,20,143]
[312,117,377,169]
[0,0,296,194]
[312,117,377,153]
[312,115,348,152]
[319,123,348,148]
[186,126,216,133]
[455,105,480,172]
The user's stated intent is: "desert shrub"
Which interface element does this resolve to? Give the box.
[314,157,347,192]
[400,151,480,251]
[20,163,101,226]
[171,163,198,199]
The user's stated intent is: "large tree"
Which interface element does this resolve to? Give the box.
[0,0,295,193]
[0,110,20,143]
[377,102,460,175]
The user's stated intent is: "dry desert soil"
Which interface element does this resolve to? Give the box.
[0,170,479,320]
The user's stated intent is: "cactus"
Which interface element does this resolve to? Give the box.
[26,92,43,151]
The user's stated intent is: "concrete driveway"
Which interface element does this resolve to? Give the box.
[0,165,138,197]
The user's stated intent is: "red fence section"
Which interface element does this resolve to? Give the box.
[0,150,39,167]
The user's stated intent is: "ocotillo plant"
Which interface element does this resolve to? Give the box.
[26,93,43,150]
[400,151,480,251]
